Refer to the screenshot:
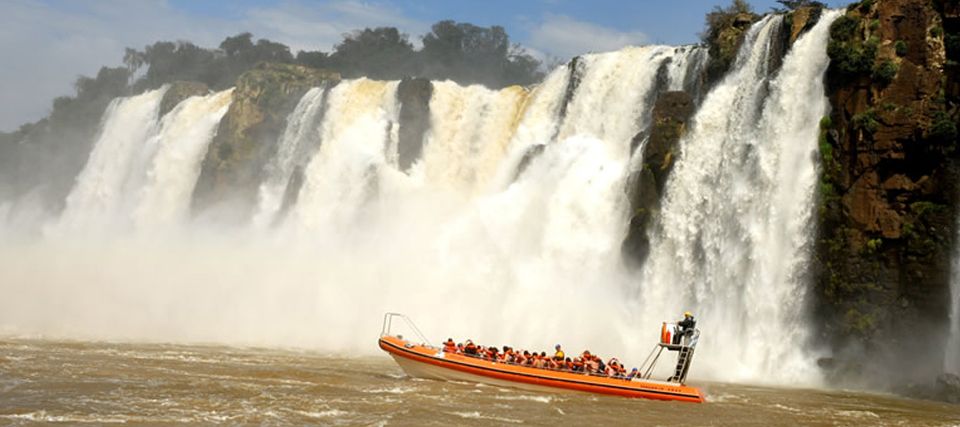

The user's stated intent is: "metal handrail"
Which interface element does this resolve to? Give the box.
[380,312,434,348]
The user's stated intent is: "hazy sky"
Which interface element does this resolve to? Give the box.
[0,0,847,131]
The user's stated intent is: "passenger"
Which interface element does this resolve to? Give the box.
[457,343,464,354]
[572,357,584,372]
[553,344,565,361]
[533,353,545,369]
[565,357,574,371]
[486,346,499,361]
[626,368,639,380]
[464,340,478,356]
[443,338,457,353]
[545,354,558,370]
[586,357,599,374]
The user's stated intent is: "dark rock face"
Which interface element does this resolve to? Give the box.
[621,91,695,268]
[191,62,339,217]
[396,77,433,171]
[159,81,209,118]
[814,0,960,385]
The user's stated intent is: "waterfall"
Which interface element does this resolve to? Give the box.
[1,13,846,387]
[54,88,233,234]
[56,87,168,232]
[133,89,233,230]
[290,78,400,230]
[253,87,328,227]
[555,46,673,158]
[419,81,528,193]
[636,11,841,384]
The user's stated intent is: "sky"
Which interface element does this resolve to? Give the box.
[0,0,848,132]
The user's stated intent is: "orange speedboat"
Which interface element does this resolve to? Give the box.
[377,313,705,403]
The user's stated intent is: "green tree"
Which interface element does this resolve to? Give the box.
[329,27,416,79]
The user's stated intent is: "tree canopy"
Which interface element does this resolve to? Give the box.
[120,20,544,92]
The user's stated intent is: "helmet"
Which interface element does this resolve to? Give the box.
[684,311,693,318]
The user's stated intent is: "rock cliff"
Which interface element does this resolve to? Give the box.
[622,92,695,267]
[815,0,960,385]
[191,62,339,217]
[396,78,433,171]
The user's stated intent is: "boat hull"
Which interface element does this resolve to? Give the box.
[378,336,704,403]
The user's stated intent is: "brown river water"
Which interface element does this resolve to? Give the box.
[0,339,957,426]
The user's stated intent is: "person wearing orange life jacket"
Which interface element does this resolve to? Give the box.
[443,338,457,353]
[572,357,584,372]
[464,340,478,356]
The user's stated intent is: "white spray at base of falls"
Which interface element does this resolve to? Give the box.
[0,15,845,386]
[637,11,841,385]
[948,223,960,374]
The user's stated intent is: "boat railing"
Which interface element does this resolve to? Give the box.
[638,324,700,384]
[380,312,434,348]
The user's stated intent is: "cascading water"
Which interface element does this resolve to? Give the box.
[253,87,328,227]
[0,13,845,387]
[133,89,233,230]
[419,81,528,192]
[555,46,673,158]
[290,78,400,230]
[55,88,233,234]
[636,11,841,384]
[56,87,168,233]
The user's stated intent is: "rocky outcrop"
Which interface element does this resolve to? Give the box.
[787,6,824,45]
[815,0,960,385]
[192,62,339,217]
[936,373,960,403]
[622,91,695,267]
[159,81,209,117]
[704,11,760,87]
[397,77,432,171]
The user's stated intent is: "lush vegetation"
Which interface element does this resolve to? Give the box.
[122,21,544,93]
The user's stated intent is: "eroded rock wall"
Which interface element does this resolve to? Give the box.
[815,0,960,384]
[191,62,339,218]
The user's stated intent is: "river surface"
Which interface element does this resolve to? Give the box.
[0,339,957,426]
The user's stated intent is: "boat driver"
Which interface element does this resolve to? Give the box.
[675,311,696,345]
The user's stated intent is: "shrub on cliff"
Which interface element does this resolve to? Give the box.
[871,59,898,85]
[701,0,760,85]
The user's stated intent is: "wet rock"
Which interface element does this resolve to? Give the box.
[622,91,695,268]
[192,62,339,217]
[396,77,432,172]
[814,0,960,387]
[159,81,209,118]
[935,373,960,404]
